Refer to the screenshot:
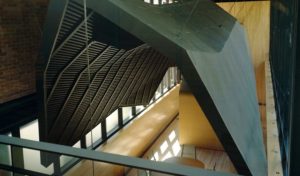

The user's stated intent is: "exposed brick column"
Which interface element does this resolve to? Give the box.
[0,0,49,103]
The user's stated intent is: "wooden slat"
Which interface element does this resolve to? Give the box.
[265,60,283,176]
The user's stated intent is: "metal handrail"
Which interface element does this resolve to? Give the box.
[0,135,238,176]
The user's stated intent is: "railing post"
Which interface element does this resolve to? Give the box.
[11,128,24,176]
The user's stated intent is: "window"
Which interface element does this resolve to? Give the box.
[160,141,169,154]
[122,107,132,121]
[85,123,102,147]
[20,120,54,174]
[168,130,176,142]
[172,140,181,156]
[136,105,145,113]
[155,84,162,99]
[106,110,119,133]
[170,67,175,86]
[163,72,169,93]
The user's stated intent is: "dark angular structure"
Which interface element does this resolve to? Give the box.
[37,0,267,175]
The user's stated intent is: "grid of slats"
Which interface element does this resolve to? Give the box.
[40,1,172,145]
[55,1,86,49]
[45,44,170,145]
[46,42,106,139]
[46,2,94,96]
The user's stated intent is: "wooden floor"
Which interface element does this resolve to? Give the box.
[65,86,180,176]
[140,118,237,175]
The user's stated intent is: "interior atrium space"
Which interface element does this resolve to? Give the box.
[0,0,299,176]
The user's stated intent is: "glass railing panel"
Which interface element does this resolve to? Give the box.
[10,146,54,175]
[60,141,81,168]
[0,143,11,166]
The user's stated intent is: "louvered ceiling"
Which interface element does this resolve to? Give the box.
[38,0,172,146]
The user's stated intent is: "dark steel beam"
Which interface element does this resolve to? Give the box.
[289,1,300,175]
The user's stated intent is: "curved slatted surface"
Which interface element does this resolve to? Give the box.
[39,0,173,146]
[45,43,170,145]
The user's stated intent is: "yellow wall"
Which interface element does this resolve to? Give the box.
[179,92,223,151]
[218,1,270,105]
[218,1,270,144]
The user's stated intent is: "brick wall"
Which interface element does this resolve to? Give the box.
[0,0,49,103]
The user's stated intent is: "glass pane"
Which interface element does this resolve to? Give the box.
[173,67,178,84]
[170,67,175,86]
[122,107,132,121]
[19,120,54,173]
[155,84,162,99]
[145,128,181,163]
[23,148,54,174]
[106,110,118,133]
[86,123,102,147]
[0,144,11,166]
[86,132,92,147]
[11,146,54,175]
[136,105,145,113]
[60,155,73,168]
[150,98,154,104]
[92,123,102,142]
[163,72,169,93]
[60,141,81,168]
